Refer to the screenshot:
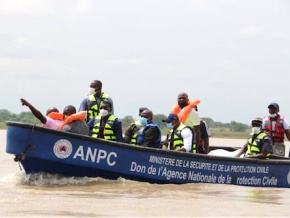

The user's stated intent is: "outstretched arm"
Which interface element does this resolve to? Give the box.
[20,98,47,124]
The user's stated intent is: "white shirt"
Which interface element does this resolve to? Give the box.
[180,127,193,152]
[44,117,63,130]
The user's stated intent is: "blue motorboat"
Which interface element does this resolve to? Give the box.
[6,122,290,188]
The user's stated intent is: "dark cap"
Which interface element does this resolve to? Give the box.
[251,117,263,125]
[162,113,179,123]
[268,102,279,109]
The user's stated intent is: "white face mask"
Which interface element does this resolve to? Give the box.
[89,88,96,95]
[100,109,109,117]
[252,127,261,134]
[269,113,277,118]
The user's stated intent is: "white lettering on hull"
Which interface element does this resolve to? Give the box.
[73,146,117,166]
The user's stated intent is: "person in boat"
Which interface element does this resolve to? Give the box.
[20,98,63,130]
[87,100,123,142]
[124,107,149,144]
[170,92,201,152]
[194,106,211,154]
[136,109,161,148]
[262,102,290,155]
[235,117,273,159]
[162,113,194,152]
[61,105,90,135]
[79,80,114,123]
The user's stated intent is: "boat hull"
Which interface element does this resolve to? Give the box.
[6,122,290,187]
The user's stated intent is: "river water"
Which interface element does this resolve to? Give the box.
[1,130,290,217]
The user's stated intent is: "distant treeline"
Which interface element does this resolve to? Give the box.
[0,109,41,125]
[0,109,250,132]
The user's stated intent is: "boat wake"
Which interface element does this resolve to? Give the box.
[0,172,126,187]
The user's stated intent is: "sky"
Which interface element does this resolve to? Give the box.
[0,0,290,124]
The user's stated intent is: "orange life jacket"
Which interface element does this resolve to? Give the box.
[170,100,201,123]
[264,115,285,143]
[42,112,64,127]
[60,111,87,130]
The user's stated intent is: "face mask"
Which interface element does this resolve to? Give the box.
[139,117,148,126]
[166,122,174,129]
[252,127,261,134]
[178,102,188,108]
[269,113,277,118]
[100,109,109,117]
[90,88,96,95]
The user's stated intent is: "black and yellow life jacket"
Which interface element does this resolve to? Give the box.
[130,120,143,145]
[247,132,270,159]
[86,92,109,122]
[168,123,196,153]
[91,115,117,141]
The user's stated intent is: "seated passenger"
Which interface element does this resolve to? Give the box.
[124,107,148,145]
[194,106,211,154]
[162,113,194,152]
[235,117,273,159]
[87,101,123,142]
[20,98,63,130]
[137,109,161,148]
[61,105,90,135]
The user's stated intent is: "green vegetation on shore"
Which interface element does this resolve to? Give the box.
[0,109,41,125]
[0,109,251,139]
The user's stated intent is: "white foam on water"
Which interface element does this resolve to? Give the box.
[26,173,115,187]
[0,172,117,187]
[0,172,26,186]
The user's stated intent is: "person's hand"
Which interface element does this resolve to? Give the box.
[20,98,30,107]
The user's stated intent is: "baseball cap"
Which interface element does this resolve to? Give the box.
[162,113,179,123]
[268,102,279,109]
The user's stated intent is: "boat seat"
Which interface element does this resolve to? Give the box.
[272,143,285,157]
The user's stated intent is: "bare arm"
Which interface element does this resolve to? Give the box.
[162,144,168,150]
[20,98,47,124]
[235,144,247,157]
[247,150,268,159]
[175,147,187,152]
[194,125,200,153]
[204,137,209,154]
[285,129,290,142]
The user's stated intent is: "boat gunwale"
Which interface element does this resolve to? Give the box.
[6,121,290,165]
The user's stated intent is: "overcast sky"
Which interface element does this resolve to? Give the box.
[0,0,289,123]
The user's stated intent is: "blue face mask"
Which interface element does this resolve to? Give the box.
[139,117,148,126]
[166,122,174,129]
